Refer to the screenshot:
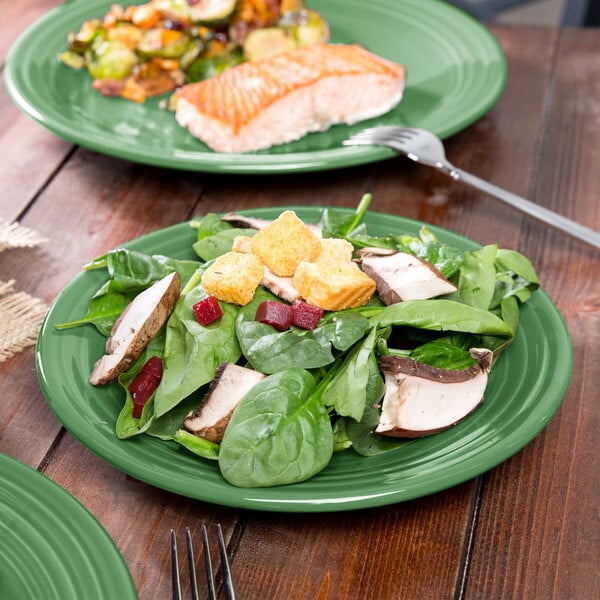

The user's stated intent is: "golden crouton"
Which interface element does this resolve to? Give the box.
[315,238,354,263]
[232,235,253,253]
[293,261,376,311]
[201,252,264,305]
[249,211,322,277]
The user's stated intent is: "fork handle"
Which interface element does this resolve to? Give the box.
[441,164,600,250]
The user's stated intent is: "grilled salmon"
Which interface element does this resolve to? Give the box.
[174,43,406,153]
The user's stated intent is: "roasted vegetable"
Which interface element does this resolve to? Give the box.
[60,0,329,102]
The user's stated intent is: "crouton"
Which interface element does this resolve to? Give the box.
[232,235,253,253]
[293,261,376,311]
[249,211,322,277]
[201,252,264,305]
[315,238,354,263]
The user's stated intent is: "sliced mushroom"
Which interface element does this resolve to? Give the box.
[183,363,266,443]
[221,212,322,237]
[359,250,457,304]
[375,348,493,438]
[89,271,180,386]
[261,267,302,303]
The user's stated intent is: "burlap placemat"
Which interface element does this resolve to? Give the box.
[0,221,48,252]
[0,221,49,362]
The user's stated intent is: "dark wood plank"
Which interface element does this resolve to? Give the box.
[465,27,600,600]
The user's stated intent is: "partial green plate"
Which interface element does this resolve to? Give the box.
[35,208,572,512]
[4,0,506,173]
[0,453,136,599]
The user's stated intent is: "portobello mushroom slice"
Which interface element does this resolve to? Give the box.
[376,348,493,438]
[359,249,457,304]
[89,271,180,386]
[183,363,266,443]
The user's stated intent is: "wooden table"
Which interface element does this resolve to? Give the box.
[1,4,598,598]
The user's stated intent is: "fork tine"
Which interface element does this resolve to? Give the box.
[201,525,217,600]
[170,530,182,600]
[217,523,236,600]
[185,528,199,600]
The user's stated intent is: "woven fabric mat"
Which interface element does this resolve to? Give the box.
[0,221,48,252]
[0,280,48,363]
[0,221,49,362]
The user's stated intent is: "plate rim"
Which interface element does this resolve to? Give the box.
[35,207,573,512]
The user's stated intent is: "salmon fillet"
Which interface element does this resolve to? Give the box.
[174,43,406,153]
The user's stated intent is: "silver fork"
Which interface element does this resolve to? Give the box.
[344,126,600,250]
[171,525,236,600]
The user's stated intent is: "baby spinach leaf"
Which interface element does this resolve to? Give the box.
[193,228,257,261]
[173,429,220,460]
[153,285,241,417]
[409,339,476,370]
[321,326,379,421]
[238,321,334,373]
[236,289,335,373]
[312,312,371,352]
[457,244,498,310]
[369,299,513,337]
[103,248,200,294]
[319,193,372,237]
[218,369,333,487]
[54,283,133,335]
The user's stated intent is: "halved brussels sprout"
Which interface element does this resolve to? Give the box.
[137,28,191,58]
[86,38,139,79]
[188,0,238,25]
[243,27,296,62]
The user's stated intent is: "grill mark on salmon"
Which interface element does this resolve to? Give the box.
[175,43,406,153]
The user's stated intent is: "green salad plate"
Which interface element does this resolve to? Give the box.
[0,453,136,598]
[35,208,573,512]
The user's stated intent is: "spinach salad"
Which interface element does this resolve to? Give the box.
[56,196,540,488]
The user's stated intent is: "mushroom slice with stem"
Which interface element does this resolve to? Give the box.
[359,249,457,304]
[89,271,180,385]
[183,363,266,443]
[376,348,493,438]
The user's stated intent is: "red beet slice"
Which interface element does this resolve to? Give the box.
[193,295,223,325]
[291,299,323,330]
[256,300,293,330]
[128,356,163,418]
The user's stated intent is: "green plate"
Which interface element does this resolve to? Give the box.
[0,453,136,599]
[35,208,572,512]
[4,0,506,173]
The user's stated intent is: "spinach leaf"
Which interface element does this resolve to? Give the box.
[153,284,241,417]
[236,289,335,373]
[321,326,379,421]
[457,244,498,310]
[173,429,220,460]
[55,282,133,335]
[409,338,476,370]
[101,248,199,294]
[319,193,372,237]
[369,299,513,337]
[218,369,333,487]
[193,228,257,261]
[57,249,200,334]
[309,312,371,352]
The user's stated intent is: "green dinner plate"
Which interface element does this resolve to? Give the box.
[35,208,572,512]
[0,453,136,599]
[4,0,506,173]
